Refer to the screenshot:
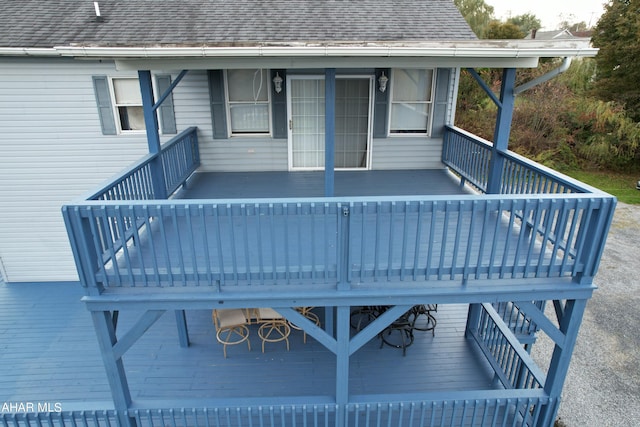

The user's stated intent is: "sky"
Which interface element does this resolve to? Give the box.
[488,0,607,30]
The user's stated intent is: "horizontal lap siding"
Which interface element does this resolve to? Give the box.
[172,70,288,172]
[0,58,149,282]
[371,137,445,170]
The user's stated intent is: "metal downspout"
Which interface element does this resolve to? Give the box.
[514,57,572,95]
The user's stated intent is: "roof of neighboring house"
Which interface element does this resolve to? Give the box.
[0,0,477,48]
[526,29,592,41]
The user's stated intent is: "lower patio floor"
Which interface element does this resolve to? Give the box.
[0,282,499,410]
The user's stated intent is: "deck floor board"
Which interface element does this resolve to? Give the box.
[0,282,498,408]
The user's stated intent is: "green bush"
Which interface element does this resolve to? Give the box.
[455,60,640,172]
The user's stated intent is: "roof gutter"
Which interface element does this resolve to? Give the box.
[0,47,60,56]
[50,45,598,59]
[514,57,573,95]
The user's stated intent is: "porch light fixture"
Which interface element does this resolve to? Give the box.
[272,72,283,93]
[378,71,388,93]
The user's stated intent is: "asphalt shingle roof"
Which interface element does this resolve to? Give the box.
[0,0,477,48]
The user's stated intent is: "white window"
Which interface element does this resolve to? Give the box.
[226,69,271,135]
[389,69,435,135]
[111,78,145,132]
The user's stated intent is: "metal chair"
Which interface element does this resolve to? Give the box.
[288,307,321,343]
[212,309,251,358]
[408,304,437,335]
[378,309,415,356]
[256,308,290,352]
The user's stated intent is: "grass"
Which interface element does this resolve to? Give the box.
[560,169,640,205]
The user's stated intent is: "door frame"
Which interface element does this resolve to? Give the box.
[286,74,374,171]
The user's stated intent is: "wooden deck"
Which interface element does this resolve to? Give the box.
[175,169,471,199]
[0,281,498,409]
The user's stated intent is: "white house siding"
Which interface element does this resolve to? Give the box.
[370,137,445,170]
[170,70,288,172]
[0,58,149,283]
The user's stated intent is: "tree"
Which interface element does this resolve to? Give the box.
[485,21,527,39]
[507,13,542,37]
[453,0,495,38]
[592,0,640,121]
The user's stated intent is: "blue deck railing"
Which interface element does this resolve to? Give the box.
[85,127,199,202]
[2,394,558,427]
[443,126,586,195]
[62,126,615,291]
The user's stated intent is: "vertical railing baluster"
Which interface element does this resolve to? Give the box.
[374,202,383,281]
[310,202,317,282]
[425,202,437,280]
[184,205,199,285]
[283,203,291,284]
[269,204,277,283]
[257,203,265,285]
[437,202,451,280]
[141,207,161,286]
[198,205,213,286]
[450,201,465,279]
[227,204,238,284]
[360,202,367,281]
[169,205,187,285]
[241,204,251,283]
[400,202,410,281]
[387,202,395,281]
[153,205,173,286]
[412,202,424,281]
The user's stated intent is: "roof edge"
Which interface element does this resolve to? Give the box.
[0,40,597,59]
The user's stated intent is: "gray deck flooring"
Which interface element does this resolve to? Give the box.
[0,282,496,409]
[176,169,471,199]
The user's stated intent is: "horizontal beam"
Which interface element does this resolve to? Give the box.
[81,279,596,311]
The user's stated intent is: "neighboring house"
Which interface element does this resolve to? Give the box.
[0,1,615,427]
[526,29,593,41]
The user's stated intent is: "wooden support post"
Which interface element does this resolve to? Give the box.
[325,68,336,197]
[91,311,135,427]
[324,306,335,338]
[175,310,190,348]
[538,299,588,426]
[465,303,482,338]
[335,305,351,427]
[486,68,516,194]
[138,70,167,200]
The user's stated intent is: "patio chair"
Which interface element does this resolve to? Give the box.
[408,304,437,335]
[378,308,415,356]
[256,308,290,352]
[350,306,384,331]
[288,307,321,343]
[212,309,251,358]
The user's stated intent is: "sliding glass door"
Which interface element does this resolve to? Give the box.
[288,76,372,170]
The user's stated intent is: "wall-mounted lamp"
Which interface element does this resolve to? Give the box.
[378,71,388,93]
[272,72,283,94]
